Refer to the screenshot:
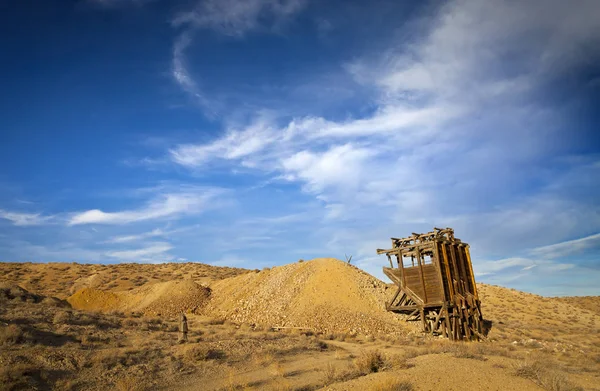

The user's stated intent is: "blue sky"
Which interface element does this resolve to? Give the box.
[1,0,599,296]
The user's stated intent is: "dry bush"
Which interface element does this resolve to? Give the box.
[450,344,487,361]
[0,324,26,345]
[205,317,226,325]
[515,360,583,391]
[0,363,40,390]
[115,377,149,391]
[320,362,362,386]
[53,310,72,325]
[184,345,225,361]
[371,378,414,391]
[354,349,387,374]
[384,353,414,369]
[321,363,338,385]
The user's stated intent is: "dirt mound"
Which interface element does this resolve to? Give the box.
[67,288,123,312]
[68,279,211,318]
[204,258,412,336]
[129,279,211,317]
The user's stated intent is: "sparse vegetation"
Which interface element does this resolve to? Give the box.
[371,378,414,391]
[0,262,596,390]
[354,349,388,374]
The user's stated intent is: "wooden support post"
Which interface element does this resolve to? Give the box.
[444,305,452,340]
[415,247,428,304]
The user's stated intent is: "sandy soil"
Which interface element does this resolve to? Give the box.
[0,259,598,391]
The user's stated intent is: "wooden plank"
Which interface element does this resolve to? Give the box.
[416,247,428,303]
[464,246,479,299]
[387,304,420,311]
[441,243,455,300]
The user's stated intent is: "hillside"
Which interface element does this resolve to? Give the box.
[0,259,598,390]
[0,261,251,299]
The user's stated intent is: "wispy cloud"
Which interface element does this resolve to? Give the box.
[0,209,53,226]
[106,242,174,262]
[530,232,600,259]
[172,0,307,37]
[171,31,217,115]
[158,0,600,296]
[69,187,223,225]
[170,0,307,116]
[106,228,166,243]
[475,257,574,276]
[105,225,197,243]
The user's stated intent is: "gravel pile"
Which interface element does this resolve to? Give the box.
[68,280,211,319]
[204,258,412,336]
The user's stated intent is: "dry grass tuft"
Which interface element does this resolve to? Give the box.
[320,362,362,385]
[371,378,414,391]
[514,360,583,391]
[115,377,149,391]
[0,363,40,390]
[354,349,387,374]
[184,345,226,361]
[0,324,26,345]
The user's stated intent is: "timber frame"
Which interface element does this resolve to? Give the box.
[377,227,484,341]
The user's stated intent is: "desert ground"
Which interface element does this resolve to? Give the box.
[0,258,598,391]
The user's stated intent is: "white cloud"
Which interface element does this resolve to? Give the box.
[0,209,53,226]
[106,242,174,261]
[281,144,374,194]
[171,31,217,115]
[475,257,574,277]
[69,188,223,225]
[170,116,276,166]
[106,228,166,243]
[106,225,197,243]
[173,0,306,37]
[135,0,600,293]
[530,232,600,259]
[170,0,307,116]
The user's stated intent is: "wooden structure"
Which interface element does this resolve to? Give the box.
[377,228,484,340]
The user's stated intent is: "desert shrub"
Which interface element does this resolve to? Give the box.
[53,311,72,325]
[41,296,69,308]
[354,349,387,374]
[0,324,26,345]
[313,340,328,351]
[385,353,414,369]
[184,345,225,361]
[115,377,149,391]
[371,378,414,391]
[321,363,338,385]
[320,362,362,386]
[122,318,138,328]
[0,363,41,390]
[451,344,487,361]
[205,317,226,325]
[140,318,163,331]
[515,360,583,391]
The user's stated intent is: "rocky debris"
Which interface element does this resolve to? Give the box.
[203,258,414,336]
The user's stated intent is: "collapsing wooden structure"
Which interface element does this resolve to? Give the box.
[377,228,484,340]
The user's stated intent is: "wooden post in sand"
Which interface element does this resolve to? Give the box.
[178,312,188,343]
